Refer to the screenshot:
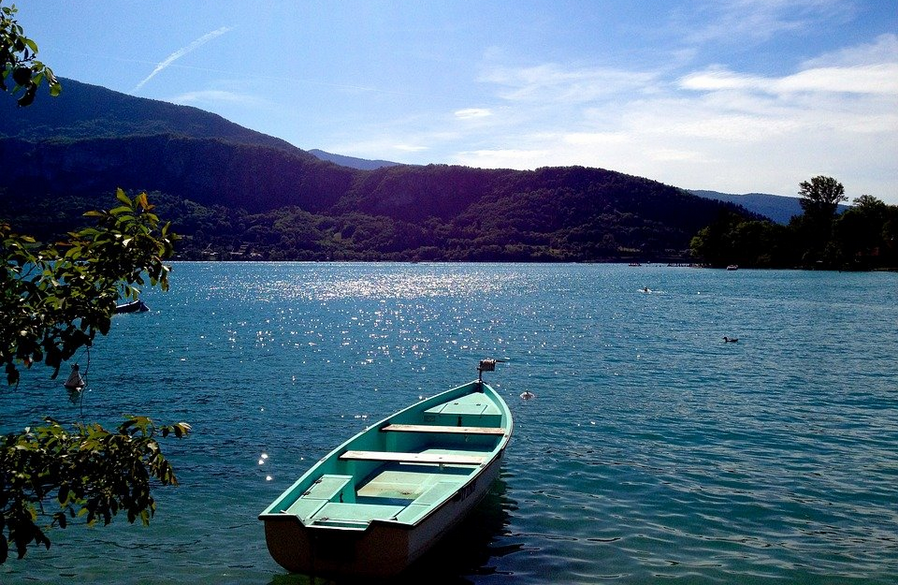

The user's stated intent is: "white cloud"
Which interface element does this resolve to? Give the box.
[780,64,898,94]
[681,0,854,45]
[481,63,658,104]
[394,144,430,152]
[445,32,897,200]
[172,89,269,107]
[454,108,492,119]
[454,148,550,169]
[645,147,712,163]
[681,63,898,95]
[803,33,898,68]
[563,132,629,146]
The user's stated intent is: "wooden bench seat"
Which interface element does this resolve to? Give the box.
[312,502,406,526]
[281,474,353,519]
[381,423,506,436]
[339,450,485,466]
[394,481,464,524]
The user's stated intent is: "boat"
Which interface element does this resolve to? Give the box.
[259,359,514,578]
[726,264,739,271]
[115,299,149,313]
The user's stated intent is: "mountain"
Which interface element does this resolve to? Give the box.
[0,78,755,262]
[689,189,849,224]
[0,78,295,151]
[308,149,401,170]
[688,190,801,224]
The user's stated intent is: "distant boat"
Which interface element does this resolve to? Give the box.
[115,299,149,313]
[726,264,739,271]
[259,360,513,578]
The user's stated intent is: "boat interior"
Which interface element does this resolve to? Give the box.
[272,392,508,529]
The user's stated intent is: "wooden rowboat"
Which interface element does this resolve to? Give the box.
[259,360,513,578]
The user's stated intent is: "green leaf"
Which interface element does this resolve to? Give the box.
[58,484,70,504]
[12,66,30,86]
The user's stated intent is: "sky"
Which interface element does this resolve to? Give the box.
[15,0,898,203]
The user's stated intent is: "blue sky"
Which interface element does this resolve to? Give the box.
[16,0,898,203]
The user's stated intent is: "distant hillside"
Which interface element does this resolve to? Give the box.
[0,78,297,152]
[0,78,755,262]
[689,189,849,224]
[309,149,401,170]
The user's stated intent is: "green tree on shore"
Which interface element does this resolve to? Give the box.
[690,176,896,270]
[794,176,848,265]
[798,176,848,219]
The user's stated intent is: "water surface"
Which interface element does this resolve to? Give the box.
[3,263,897,584]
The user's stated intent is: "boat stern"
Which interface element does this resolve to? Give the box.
[261,513,414,577]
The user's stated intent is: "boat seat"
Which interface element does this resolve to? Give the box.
[413,480,463,505]
[281,475,353,519]
[302,474,353,501]
[394,481,464,524]
[283,498,327,521]
[381,424,506,435]
[312,502,406,526]
[339,450,485,466]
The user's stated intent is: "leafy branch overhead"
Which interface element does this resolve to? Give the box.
[1,190,185,563]
[1,417,191,563]
[1,189,175,386]
[1,2,185,567]
[0,1,60,105]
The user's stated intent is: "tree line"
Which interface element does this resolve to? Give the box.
[690,176,897,270]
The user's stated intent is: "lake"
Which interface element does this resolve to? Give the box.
[3,262,897,584]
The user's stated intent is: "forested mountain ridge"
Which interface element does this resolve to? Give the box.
[0,134,353,213]
[0,78,296,151]
[0,78,754,262]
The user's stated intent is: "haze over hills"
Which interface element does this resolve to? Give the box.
[0,78,763,262]
[308,149,402,171]
[688,190,803,225]
[688,190,850,225]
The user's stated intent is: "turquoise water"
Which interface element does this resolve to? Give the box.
[3,262,897,584]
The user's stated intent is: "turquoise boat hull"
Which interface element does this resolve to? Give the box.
[259,379,513,578]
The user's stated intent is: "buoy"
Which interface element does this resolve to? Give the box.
[64,364,85,391]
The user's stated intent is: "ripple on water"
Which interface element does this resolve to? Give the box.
[3,263,897,584]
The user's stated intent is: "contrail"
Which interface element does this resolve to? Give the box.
[132,26,233,93]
